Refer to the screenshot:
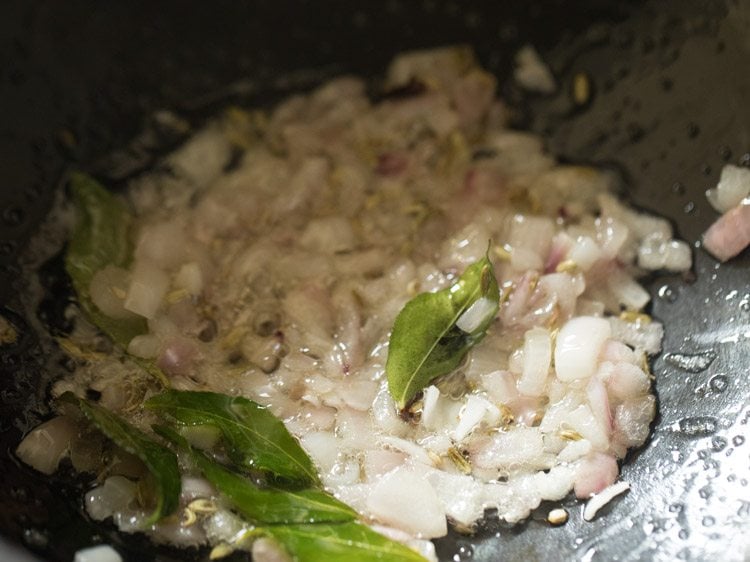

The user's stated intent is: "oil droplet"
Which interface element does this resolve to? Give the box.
[733,435,745,446]
[678,529,689,540]
[670,181,685,195]
[658,284,678,303]
[709,375,728,393]
[10,486,29,501]
[711,436,727,452]
[701,516,715,527]
[571,72,593,107]
[683,201,695,214]
[711,435,729,453]
[669,503,684,514]
[453,542,474,561]
[676,416,718,437]
[2,206,25,227]
[22,528,48,549]
[664,350,717,373]
[698,485,712,499]
[627,123,645,143]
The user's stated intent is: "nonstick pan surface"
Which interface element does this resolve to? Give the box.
[1,1,749,561]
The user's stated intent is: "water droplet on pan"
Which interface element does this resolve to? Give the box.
[453,542,474,560]
[2,206,25,227]
[658,284,678,303]
[709,375,728,393]
[22,528,48,549]
[710,436,727,452]
[664,350,717,373]
[676,416,718,437]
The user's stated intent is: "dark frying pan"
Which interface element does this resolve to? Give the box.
[1,1,749,560]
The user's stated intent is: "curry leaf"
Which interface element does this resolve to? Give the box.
[61,393,180,525]
[155,426,355,524]
[386,255,499,409]
[145,390,318,485]
[259,522,428,562]
[65,172,148,346]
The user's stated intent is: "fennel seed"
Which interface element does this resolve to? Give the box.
[559,428,584,441]
[447,446,472,474]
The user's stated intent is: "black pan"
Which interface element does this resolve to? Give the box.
[1,1,748,560]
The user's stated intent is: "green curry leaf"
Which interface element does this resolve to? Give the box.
[259,522,429,562]
[65,172,148,346]
[155,426,355,524]
[386,255,499,409]
[61,393,180,525]
[146,390,318,485]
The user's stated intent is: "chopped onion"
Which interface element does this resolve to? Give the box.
[564,404,609,451]
[567,235,602,271]
[456,297,497,333]
[379,436,433,467]
[89,266,137,320]
[364,449,407,481]
[583,481,630,521]
[300,432,340,473]
[124,260,170,319]
[366,465,447,538]
[517,327,551,396]
[135,220,187,270]
[452,395,497,442]
[421,385,442,430]
[251,537,293,562]
[471,427,547,470]
[127,334,161,359]
[613,395,656,449]
[203,510,250,544]
[637,234,692,271]
[607,269,650,311]
[514,45,556,93]
[558,439,592,462]
[16,416,77,475]
[574,453,618,499]
[300,216,357,254]
[480,370,518,404]
[554,316,611,381]
[702,198,750,262]
[174,262,203,296]
[608,317,663,355]
[705,164,750,213]
[425,469,485,527]
[74,545,123,562]
[166,126,232,188]
[85,476,137,521]
[603,361,650,400]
